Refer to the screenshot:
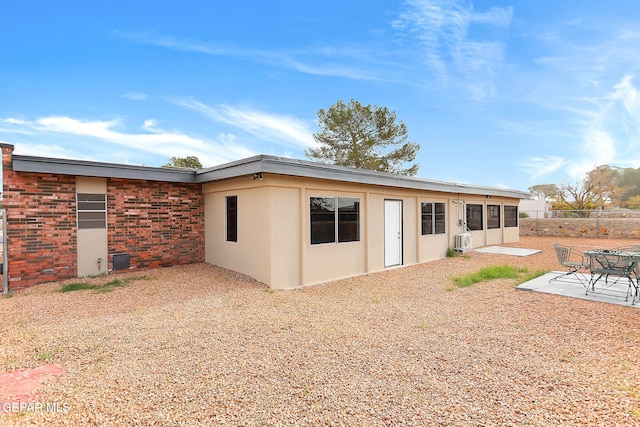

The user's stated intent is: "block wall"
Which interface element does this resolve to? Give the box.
[520,217,640,239]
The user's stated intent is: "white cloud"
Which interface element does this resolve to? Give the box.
[609,74,639,116]
[122,92,148,101]
[1,116,256,167]
[392,0,512,99]
[525,74,640,184]
[116,31,384,82]
[519,156,567,182]
[567,129,615,180]
[13,143,80,159]
[176,99,317,150]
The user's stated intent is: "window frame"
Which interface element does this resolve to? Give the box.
[310,196,360,245]
[466,204,484,231]
[487,204,501,229]
[421,202,446,235]
[76,193,107,230]
[226,195,238,242]
[504,205,518,228]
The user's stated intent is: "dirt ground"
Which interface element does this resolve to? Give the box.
[0,235,639,426]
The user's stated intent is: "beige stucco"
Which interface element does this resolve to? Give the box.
[203,174,522,289]
[76,177,108,277]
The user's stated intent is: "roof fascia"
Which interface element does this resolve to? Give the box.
[196,155,531,199]
[11,155,196,183]
[11,154,530,199]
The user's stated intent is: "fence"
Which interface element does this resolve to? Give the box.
[520,210,640,239]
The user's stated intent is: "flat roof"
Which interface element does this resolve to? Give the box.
[10,153,530,199]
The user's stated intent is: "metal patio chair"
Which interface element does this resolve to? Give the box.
[587,250,638,303]
[551,243,590,286]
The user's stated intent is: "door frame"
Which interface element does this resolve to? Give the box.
[384,199,403,267]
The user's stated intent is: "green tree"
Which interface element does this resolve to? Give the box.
[306,99,420,176]
[163,156,203,169]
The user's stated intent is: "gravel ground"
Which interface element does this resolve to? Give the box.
[0,235,639,426]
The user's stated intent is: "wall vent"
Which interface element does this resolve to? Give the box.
[112,254,130,270]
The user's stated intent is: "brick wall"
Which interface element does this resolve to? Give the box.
[108,178,204,271]
[1,144,205,290]
[2,145,78,288]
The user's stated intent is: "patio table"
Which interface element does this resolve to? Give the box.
[584,249,640,305]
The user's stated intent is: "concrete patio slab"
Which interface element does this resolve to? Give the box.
[475,246,542,257]
[517,271,639,308]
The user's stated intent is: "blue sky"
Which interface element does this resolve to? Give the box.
[2,0,640,192]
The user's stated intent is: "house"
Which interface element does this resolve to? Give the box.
[1,143,530,290]
[519,198,551,219]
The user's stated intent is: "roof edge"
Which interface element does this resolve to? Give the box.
[11,155,197,183]
[198,154,531,199]
[9,153,530,199]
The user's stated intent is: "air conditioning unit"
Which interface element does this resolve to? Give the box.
[454,233,473,253]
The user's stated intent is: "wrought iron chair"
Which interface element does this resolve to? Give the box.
[588,250,638,303]
[551,243,590,285]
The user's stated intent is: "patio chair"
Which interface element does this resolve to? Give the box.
[588,251,637,303]
[550,243,590,286]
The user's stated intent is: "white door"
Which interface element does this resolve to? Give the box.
[384,200,403,267]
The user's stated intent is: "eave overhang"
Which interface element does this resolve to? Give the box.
[11,154,531,199]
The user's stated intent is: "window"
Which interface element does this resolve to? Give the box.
[466,204,483,231]
[226,196,237,242]
[504,205,518,228]
[487,205,501,229]
[310,197,360,244]
[337,198,360,243]
[77,193,106,229]
[421,202,446,235]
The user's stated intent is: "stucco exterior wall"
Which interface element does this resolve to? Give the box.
[203,179,272,286]
[76,177,108,277]
[203,173,522,289]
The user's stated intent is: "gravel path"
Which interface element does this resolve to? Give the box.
[1,236,639,426]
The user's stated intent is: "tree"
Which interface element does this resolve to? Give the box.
[583,165,620,206]
[551,182,605,217]
[528,184,560,200]
[306,99,420,176]
[617,166,640,207]
[627,195,640,210]
[163,156,203,169]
